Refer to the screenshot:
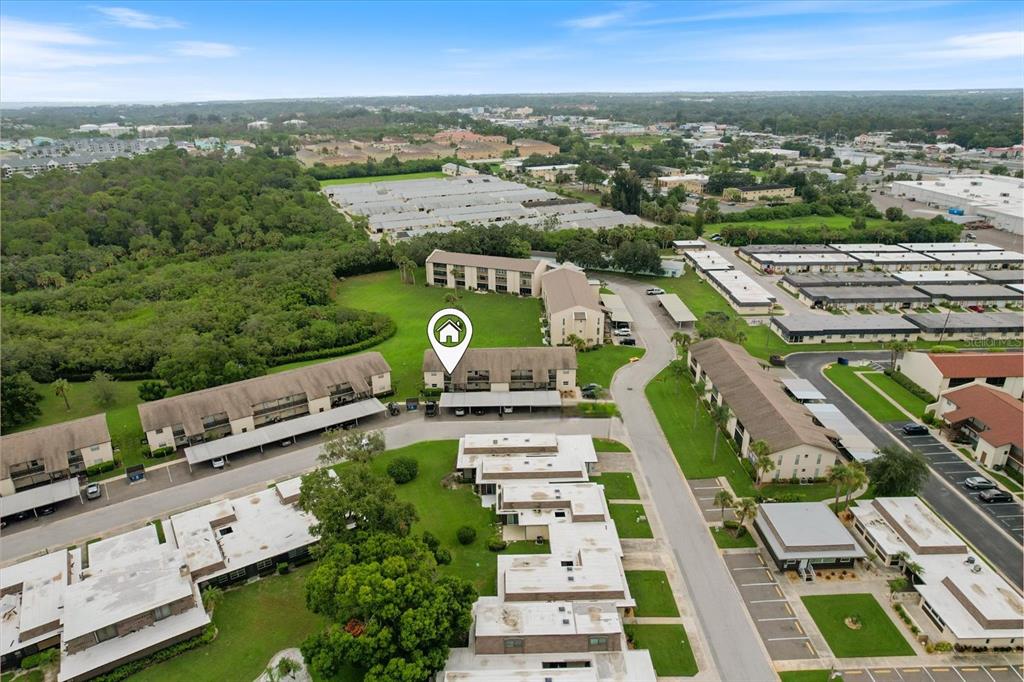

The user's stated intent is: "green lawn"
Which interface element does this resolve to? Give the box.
[608,503,653,538]
[624,624,698,677]
[801,594,915,658]
[824,365,907,422]
[593,472,640,500]
[711,526,757,548]
[133,565,341,682]
[576,345,645,388]
[318,171,444,186]
[863,372,929,418]
[625,571,679,617]
[702,214,889,238]
[780,671,843,682]
[592,437,630,452]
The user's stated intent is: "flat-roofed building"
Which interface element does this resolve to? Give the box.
[915,284,1022,306]
[739,243,834,255]
[441,163,480,177]
[903,312,1024,341]
[426,249,548,297]
[1,414,111,498]
[499,548,631,604]
[754,502,865,575]
[496,481,610,542]
[771,314,919,344]
[899,242,1003,253]
[975,269,1024,285]
[654,293,696,330]
[688,339,840,482]
[729,184,795,201]
[705,269,776,313]
[138,352,391,453]
[747,252,859,274]
[58,526,209,682]
[851,497,1023,647]
[423,347,577,395]
[671,239,706,253]
[796,285,930,311]
[850,251,938,270]
[830,243,909,253]
[895,351,1023,400]
[542,267,603,347]
[924,250,1024,271]
[935,384,1023,471]
[657,173,707,194]
[1,549,80,668]
[471,597,622,655]
[526,164,578,182]
[891,176,1023,235]
[685,250,733,273]
[457,433,597,493]
[779,271,898,295]
[892,270,986,285]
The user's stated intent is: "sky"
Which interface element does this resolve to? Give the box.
[1,1,1022,103]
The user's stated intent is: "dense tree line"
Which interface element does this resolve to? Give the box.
[307,155,461,181]
[719,216,960,246]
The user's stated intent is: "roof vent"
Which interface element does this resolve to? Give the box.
[562,618,570,625]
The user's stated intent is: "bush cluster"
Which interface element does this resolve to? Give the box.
[386,456,419,484]
[884,369,936,403]
[85,459,120,476]
[456,526,477,545]
[92,625,216,681]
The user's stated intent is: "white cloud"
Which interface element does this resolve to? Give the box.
[94,6,183,29]
[1,17,99,45]
[0,17,155,70]
[171,41,240,58]
[921,31,1024,60]
[564,10,628,29]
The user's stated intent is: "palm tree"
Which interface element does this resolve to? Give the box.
[843,461,868,509]
[565,333,586,352]
[733,497,758,538]
[692,378,706,428]
[444,292,461,308]
[749,440,774,487]
[52,378,71,410]
[827,463,850,510]
[713,489,734,527]
[884,339,913,370]
[670,332,691,357]
[711,404,731,463]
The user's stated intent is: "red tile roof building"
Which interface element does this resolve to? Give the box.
[938,384,1023,471]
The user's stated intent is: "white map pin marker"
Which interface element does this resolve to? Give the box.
[427,308,474,374]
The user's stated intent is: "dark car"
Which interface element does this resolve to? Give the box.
[769,355,786,367]
[901,423,929,436]
[621,338,636,346]
[978,489,1013,503]
[425,401,438,417]
[36,505,56,516]
[964,476,996,490]
[472,407,487,416]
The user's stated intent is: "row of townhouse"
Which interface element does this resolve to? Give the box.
[1,474,319,680]
[739,241,1023,273]
[443,433,656,680]
[425,250,605,347]
[770,311,1024,344]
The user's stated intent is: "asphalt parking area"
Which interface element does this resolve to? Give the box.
[884,423,1023,541]
[688,478,736,523]
[842,666,1024,682]
[723,552,816,660]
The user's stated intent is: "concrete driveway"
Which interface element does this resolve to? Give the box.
[786,351,1023,589]
[689,478,737,523]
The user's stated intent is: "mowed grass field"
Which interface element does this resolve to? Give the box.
[801,594,914,658]
[702,214,889,237]
[863,371,930,417]
[576,345,645,388]
[318,171,444,187]
[823,364,907,422]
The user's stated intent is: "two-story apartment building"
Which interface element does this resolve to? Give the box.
[935,384,1023,471]
[423,347,577,394]
[138,352,391,453]
[689,338,841,482]
[542,267,604,347]
[425,249,548,297]
[895,351,1024,401]
[1,414,112,512]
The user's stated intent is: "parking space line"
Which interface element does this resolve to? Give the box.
[982,667,998,682]
[749,598,788,603]
[952,667,967,682]
[758,616,798,622]
[732,566,771,570]
[740,581,776,587]
[1011,666,1024,681]
[765,636,809,641]
[922,668,937,682]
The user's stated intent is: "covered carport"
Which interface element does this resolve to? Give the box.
[600,293,634,330]
[655,293,696,331]
[0,477,82,519]
[438,390,561,416]
[183,398,386,471]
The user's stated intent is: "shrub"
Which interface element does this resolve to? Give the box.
[422,530,440,551]
[456,526,477,545]
[487,538,508,552]
[277,562,290,575]
[86,459,120,476]
[93,624,216,681]
[933,641,953,652]
[929,345,959,354]
[434,548,452,565]
[138,380,168,402]
[21,651,47,669]
[386,456,419,484]
[884,369,936,403]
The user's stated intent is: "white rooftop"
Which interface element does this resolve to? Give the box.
[925,249,1024,263]
[0,549,80,657]
[756,503,865,561]
[498,482,608,521]
[707,269,776,305]
[751,252,857,265]
[440,391,562,410]
[499,548,631,606]
[655,293,697,324]
[830,243,909,253]
[899,242,1003,253]
[474,596,621,638]
[685,251,733,271]
[850,251,937,264]
[458,434,597,474]
[600,293,633,324]
[781,378,827,402]
[805,403,877,462]
[893,270,986,284]
[860,497,965,553]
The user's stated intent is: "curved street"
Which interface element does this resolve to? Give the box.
[607,276,778,682]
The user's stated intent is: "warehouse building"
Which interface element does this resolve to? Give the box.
[892,270,987,285]
[796,285,930,311]
[915,284,1022,307]
[903,312,1024,341]
[924,249,1024,271]
[890,176,1023,235]
[849,251,937,271]
[771,314,919,344]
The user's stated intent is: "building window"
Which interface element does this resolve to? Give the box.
[554,511,566,518]
[256,558,274,571]
[228,568,247,581]
[95,624,119,643]
[588,636,609,651]
[986,377,1007,387]
[504,638,524,653]
[154,604,172,621]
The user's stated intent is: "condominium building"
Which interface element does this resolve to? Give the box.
[423,347,576,394]
[1,415,112,498]
[894,351,1023,400]
[425,249,548,297]
[542,267,604,347]
[934,384,1023,471]
[729,184,796,201]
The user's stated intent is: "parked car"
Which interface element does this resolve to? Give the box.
[85,483,102,500]
[502,406,513,414]
[964,232,977,240]
[769,355,786,367]
[968,305,986,313]
[901,423,929,436]
[621,338,637,346]
[979,489,1013,503]
[472,407,487,416]
[454,407,467,417]
[710,234,722,241]
[964,476,996,490]
[425,401,438,417]
[613,328,632,336]
[582,383,601,392]
[646,287,665,296]
[37,505,56,516]
[211,457,226,469]
[279,438,293,448]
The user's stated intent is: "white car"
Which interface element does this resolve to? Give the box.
[646,287,665,296]
[613,328,632,336]
[211,457,226,469]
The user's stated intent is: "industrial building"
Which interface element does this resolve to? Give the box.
[890,176,1023,235]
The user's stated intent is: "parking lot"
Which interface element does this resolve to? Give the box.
[722,552,817,660]
[884,423,1023,541]
[841,664,1024,682]
[688,478,736,522]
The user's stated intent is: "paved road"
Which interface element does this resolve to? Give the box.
[706,242,826,317]
[786,351,1024,589]
[0,417,614,564]
[608,277,778,682]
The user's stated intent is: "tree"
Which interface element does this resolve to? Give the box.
[1,372,42,430]
[298,465,417,549]
[749,440,775,487]
[565,333,586,352]
[301,533,476,682]
[137,380,168,402]
[611,240,661,274]
[52,378,71,411]
[843,461,868,509]
[713,489,734,526]
[989,164,1009,176]
[320,429,385,465]
[711,404,731,463]
[201,586,224,615]
[386,456,419,484]
[692,377,706,428]
[884,206,905,222]
[577,162,605,191]
[866,446,929,496]
[884,339,914,369]
[733,498,758,537]
[609,169,644,215]
[670,332,691,356]
[90,371,117,408]
[696,311,747,344]
[828,463,850,510]
[443,292,462,310]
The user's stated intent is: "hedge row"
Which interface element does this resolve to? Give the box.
[268,320,397,366]
[884,369,937,404]
[92,625,216,682]
[86,459,120,476]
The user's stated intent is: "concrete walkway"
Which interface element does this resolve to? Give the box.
[607,276,778,682]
